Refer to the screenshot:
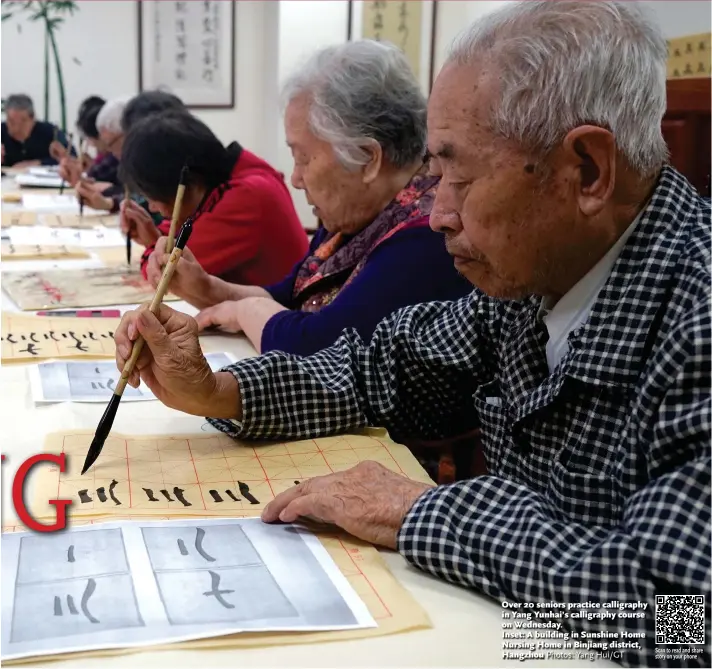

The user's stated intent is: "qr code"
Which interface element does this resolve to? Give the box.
[655,595,705,645]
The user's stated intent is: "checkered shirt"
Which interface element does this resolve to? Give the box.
[208,166,711,667]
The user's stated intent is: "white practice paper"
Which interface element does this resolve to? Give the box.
[20,194,106,215]
[15,174,68,189]
[1,517,375,661]
[8,225,125,248]
[29,353,235,403]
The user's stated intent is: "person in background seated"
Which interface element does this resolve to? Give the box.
[58,96,120,192]
[120,109,309,286]
[121,89,185,133]
[74,91,187,224]
[146,40,471,357]
[73,96,131,212]
[119,90,187,230]
[1,94,75,168]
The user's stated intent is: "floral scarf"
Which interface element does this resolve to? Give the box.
[292,171,440,312]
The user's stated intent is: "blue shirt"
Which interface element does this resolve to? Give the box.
[262,224,471,356]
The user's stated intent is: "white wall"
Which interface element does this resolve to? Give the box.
[433,1,512,75]
[640,1,711,39]
[433,1,711,75]
[1,1,137,134]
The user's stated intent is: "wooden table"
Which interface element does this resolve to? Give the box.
[0,178,613,668]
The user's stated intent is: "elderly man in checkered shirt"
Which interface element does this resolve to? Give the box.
[116,1,710,665]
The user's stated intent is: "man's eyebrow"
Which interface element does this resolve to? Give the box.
[427,143,456,161]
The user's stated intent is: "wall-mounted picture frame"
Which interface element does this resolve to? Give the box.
[137,0,236,109]
[347,1,438,93]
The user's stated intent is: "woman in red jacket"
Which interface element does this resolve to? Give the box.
[119,110,308,286]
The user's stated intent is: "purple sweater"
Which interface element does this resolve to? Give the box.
[262,223,471,356]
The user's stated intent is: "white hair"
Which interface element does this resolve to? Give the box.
[447,0,669,176]
[281,40,427,170]
[95,96,131,134]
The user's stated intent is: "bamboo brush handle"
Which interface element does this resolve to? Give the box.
[115,246,185,394]
[166,182,187,254]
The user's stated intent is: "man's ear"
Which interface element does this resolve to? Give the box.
[561,125,616,217]
[362,140,383,184]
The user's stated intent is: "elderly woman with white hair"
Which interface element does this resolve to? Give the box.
[146,40,470,357]
[73,95,131,212]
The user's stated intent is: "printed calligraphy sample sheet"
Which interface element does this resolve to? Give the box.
[1,313,122,363]
[1,267,177,310]
[1,242,90,261]
[29,353,235,403]
[1,518,375,662]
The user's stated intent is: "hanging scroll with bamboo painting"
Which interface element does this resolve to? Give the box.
[349,1,437,92]
[138,1,236,108]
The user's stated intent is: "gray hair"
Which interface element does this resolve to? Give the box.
[96,95,131,134]
[6,94,34,117]
[281,40,427,170]
[447,1,669,176]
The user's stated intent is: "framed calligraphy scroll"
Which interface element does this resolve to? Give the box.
[137,0,236,109]
[348,1,438,93]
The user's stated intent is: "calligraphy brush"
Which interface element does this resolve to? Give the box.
[165,164,189,254]
[125,185,132,265]
[78,173,86,218]
[80,215,195,475]
[59,132,73,195]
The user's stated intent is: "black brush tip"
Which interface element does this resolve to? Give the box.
[81,393,122,474]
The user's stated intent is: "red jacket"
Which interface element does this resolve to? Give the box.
[140,149,308,286]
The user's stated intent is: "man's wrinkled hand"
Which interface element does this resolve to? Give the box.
[114,303,238,418]
[261,461,433,549]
